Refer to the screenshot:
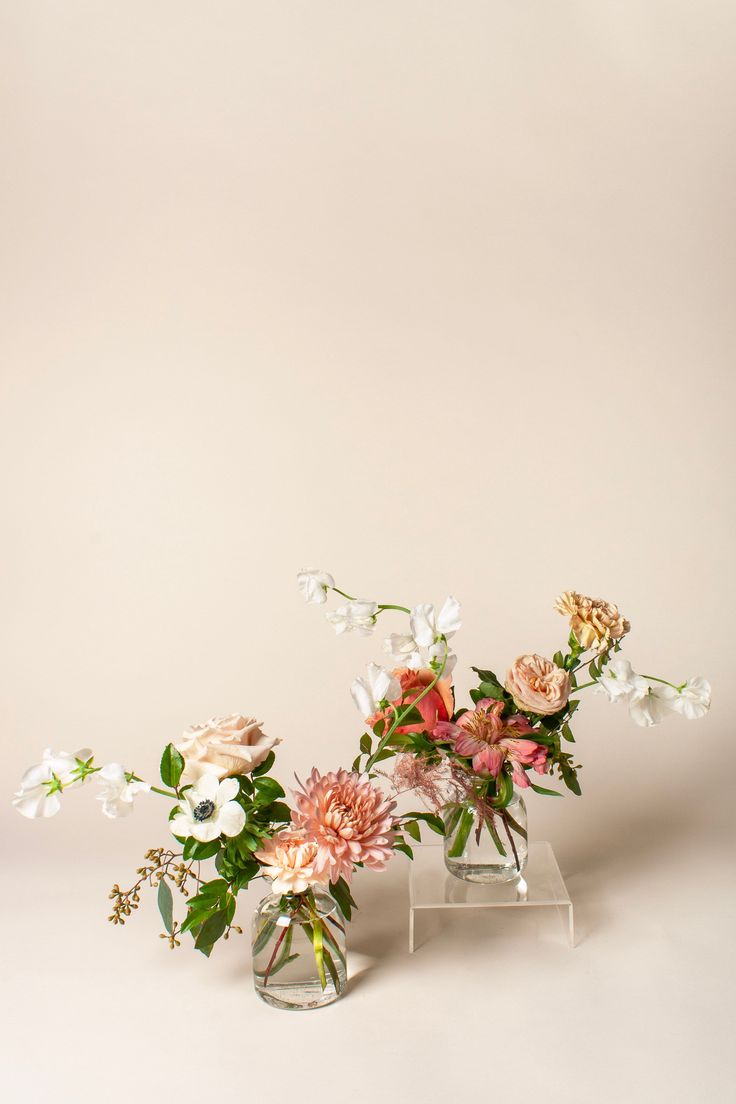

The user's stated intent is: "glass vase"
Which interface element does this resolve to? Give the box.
[251,889,347,1010]
[443,791,528,884]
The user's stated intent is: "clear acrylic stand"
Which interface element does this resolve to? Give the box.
[408,841,574,953]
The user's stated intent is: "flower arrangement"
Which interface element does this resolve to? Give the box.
[12,571,710,1007]
[299,573,711,879]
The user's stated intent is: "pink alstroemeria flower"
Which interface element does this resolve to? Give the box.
[434,698,549,788]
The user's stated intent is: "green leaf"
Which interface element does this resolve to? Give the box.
[471,667,501,686]
[371,747,396,764]
[251,751,276,777]
[157,877,174,934]
[394,841,414,859]
[268,801,291,823]
[359,733,372,755]
[160,744,185,789]
[351,755,362,771]
[561,723,575,743]
[254,777,285,803]
[328,877,356,922]
[404,820,421,842]
[194,909,228,951]
[448,807,474,858]
[197,878,229,898]
[528,781,563,797]
[183,838,221,861]
[407,810,445,836]
[393,705,426,729]
[478,681,505,701]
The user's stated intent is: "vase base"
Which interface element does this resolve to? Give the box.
[254,979,344,1011]
[444,859,525,884]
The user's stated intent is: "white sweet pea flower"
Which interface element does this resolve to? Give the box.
[627,682,677,727]
[384,632,424,670]
[326,599,378,636]
[668,676,711,720]
[297,569,335,605]
[12,747,93,819]
[95,763,150,819]
[350,663,402,717]
[170,774,246,843]
[410,596,462,646]
[596,658,640,702]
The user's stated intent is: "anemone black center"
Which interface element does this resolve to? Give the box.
[193,799,215,822]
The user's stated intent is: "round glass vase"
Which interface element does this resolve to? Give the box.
[251,889,347,1011]
[443,791,528,884]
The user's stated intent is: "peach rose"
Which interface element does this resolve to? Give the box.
[369,668,454,736]
[176,714,281,784]
[554,591,630,652]
[505,654,570,716]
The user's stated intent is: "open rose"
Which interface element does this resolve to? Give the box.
[176,714,281,784]
[505,655,570,716]
[368,668,454,736]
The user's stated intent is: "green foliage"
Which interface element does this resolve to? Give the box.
[157,877,173,934]
[253,776,285,804]
[251,751,276,777]
[405,810,445,836]
[160,744,184,789]
[182,838,221,861]
[328,877,357,922]
[404,820,421,843]
[359,732,372,755]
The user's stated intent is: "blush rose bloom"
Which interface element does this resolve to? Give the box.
[505,655,571,716]
[176,714,281,785]
[368,668,454,736]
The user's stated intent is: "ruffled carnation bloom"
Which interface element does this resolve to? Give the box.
[506,654,571,716]
[368,667,454,736]
[554,591,630,652]
[176,714,281,785]
[291,769,397,884]
[254,829,330,895]
[434,699,549,788]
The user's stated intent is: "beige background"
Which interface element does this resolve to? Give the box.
[2,2,735,1102]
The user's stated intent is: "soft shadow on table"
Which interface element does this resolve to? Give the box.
[554,780,717,943]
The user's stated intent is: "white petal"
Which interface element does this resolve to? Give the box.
[410,604,436,647]
[350,678,375,717]
[170,813,193,839]
[217,777,240,804]
[216,801,246,837]
[195,773,219,802]
[436,595,462,637]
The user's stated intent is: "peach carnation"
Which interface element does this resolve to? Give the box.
[506,654,571,716]
[554,590,630,652]
[291,769,397,884]
[254,829,329,896]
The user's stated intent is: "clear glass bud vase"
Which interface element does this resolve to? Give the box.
[443,791,528,884]
[251,889,347,1010]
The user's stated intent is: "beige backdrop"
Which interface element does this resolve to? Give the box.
[2,3,734,1102]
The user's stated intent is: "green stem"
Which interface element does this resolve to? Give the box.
[149,784,179,799]
[572,680,596,692]
[377,603,411,614]
[331,587,356,601]
[364,645,449,772]
[641,675,683,690]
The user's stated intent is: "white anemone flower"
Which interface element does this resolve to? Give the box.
[170,775,246,842]
[297,569,335,605]
[596,658,640,702]
[669,676,711,720]
[12,747,93,819]
[627,682,677,727]
[326,599,378,636]
[350,663,402,717]
[95,763,150,818]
